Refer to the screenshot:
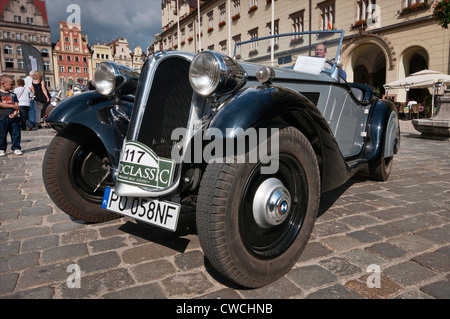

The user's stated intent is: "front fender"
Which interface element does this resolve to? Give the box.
[206,85,352,193]
[47,91,133,169]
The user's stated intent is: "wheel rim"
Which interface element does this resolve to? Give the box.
[239,153,308,259]
[68,141,113,204]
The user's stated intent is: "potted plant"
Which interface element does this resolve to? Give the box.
[232,13,240,20]
[432,0,450,29]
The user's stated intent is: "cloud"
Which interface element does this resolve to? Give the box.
[45,0,161,50]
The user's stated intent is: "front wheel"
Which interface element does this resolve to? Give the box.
[43,127,120,223]
[196,127,320,288]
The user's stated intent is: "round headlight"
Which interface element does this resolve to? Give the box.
[93,62,116,95]
[189,52,221,96]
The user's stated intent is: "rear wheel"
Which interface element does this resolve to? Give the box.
[43,127,120,223]
[196,127,320,288]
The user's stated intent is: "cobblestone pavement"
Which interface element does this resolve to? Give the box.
[0,120,449,299]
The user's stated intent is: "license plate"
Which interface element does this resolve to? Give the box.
[101,187,180,231]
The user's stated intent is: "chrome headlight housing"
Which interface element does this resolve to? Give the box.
[189,51,247,97]
[93,62,139,96]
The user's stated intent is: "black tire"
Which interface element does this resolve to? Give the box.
[196,127,320,288]
[43,127,120,223]
[369,154,393,181]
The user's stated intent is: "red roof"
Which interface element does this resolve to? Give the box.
[0,0,48,23]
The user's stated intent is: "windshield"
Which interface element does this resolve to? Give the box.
[234,30,344,76]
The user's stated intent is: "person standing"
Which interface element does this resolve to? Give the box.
[24,71,36,128]
[13,79,34,131]
[0,75,22,156]
[30,71,49,128]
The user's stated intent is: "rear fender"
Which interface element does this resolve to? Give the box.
[366,99,400,161]
[47,91,133,169]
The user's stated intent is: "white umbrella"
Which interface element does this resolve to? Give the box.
[385,69,450,89]
[384,69,450,116]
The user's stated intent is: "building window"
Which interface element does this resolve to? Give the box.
[5,58,14,68]
[41,48,49,57]
[65,45,70,51]
[319,1,335,30]
[44,61,50,71]
[17,46,22,55]
[16,33,24,40]
[14,15,22,23]
[65,37,69,42]
[58,55,63,61]
[28,34,36,42]
[232,0,241,16]
[27,17,34,25]
[59,66,64,73]
[83,67,88,74]
[75,56,79,62]
[74,38,78,43]
[76,67,81,73]
[83,57,87,63]
[267,19,280,47]
[358,0,376,21]
[45,78,50,88]
[249,0,258,11]
[248,28,258,55]
[3,31,11,39]
[219,4,226,23]
[4,45,13,54]
[207,11,214,31]
[220,40,227,53]
[233,34,242,57]
[18,59,25,69]
[67,55,71,61]
[68,66,73,73]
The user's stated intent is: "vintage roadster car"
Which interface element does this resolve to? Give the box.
[43,31,400,288]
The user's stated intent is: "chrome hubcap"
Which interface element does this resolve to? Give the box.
[252,178,291,229]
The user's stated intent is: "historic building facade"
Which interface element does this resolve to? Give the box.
[0,0,55,89]
[90,43,114,74]
[52,21,92,86]
[158,0,449,102]
[110,37,133,68]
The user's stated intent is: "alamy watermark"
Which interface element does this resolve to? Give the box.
[171,127,280,174]
[366,264,381,288]
[66,263,81,288]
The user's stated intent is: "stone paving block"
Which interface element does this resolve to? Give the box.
[239,277,302,299]
[285,265,338,291]
[319,257,362,277]
[161,272,215,297]
[415,227,450,244]
[59,268,135,298]
[341,249,386,269]
[0,240,20,257]
[16,261,73,290]
[412,251,450,273]
[345,273,403,299]
[87,236,128,253]
[121,243,178,265]
[21,234,60,252]
[0,273,19,294]
[366,243,407,260]
[388,234,435,254]
[103,282,166,299]
[0,251,39,272]
[131,260,176,283]
[319,235,363,253]
[347,230,383,243]
[311,220,351,237]
[306,284,362,299]
[420,280,450,299]
[174,250,205,271]
[384,261,437,287]
[42,243,89,264]
[77,251,122,274]
[198,288,242,299]
[297,241,333,263]
[2,286,55,299]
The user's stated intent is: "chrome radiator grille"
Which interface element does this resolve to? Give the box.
[136,57,193,159]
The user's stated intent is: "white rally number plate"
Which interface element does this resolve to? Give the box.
[102,187,180,231]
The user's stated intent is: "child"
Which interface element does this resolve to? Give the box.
[13,78,34,131]
[0,75,22,156]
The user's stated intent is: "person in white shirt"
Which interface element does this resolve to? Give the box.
[24,71,36,128]
[13,78,34,131]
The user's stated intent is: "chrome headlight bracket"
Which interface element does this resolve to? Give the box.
[93,62,139,96]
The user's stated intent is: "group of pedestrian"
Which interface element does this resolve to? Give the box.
[0,70,50,157]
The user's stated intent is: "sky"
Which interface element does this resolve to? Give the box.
[45,0,163,51]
